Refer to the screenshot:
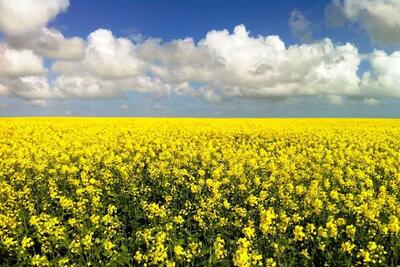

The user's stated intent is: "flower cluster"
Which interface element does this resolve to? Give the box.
[0,118,399,266]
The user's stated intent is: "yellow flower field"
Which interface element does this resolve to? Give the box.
[0,118,399,266]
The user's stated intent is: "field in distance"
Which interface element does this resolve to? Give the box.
[1,118,399,266]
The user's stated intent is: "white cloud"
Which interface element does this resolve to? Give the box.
[51,24,385,102]
[50,29,186,99]
[0,43,46,77]
[2,11,400,106]
[0,0,397,106]
[0,40,52,101]
[0,0,400,109]
[2,25,174,101]
[53,29,144,79]
[326,0,400,46]
[7,27,84,60]
[289,10,314,43]
[51,74,175,99]
[139,37,219,88]
[0,75,54,101]
[52,75,126,99]
[0,0,84,60]
[361,50,400,97]
[140,25,361,100]
[11,76,53,100]
[0,0,69,35]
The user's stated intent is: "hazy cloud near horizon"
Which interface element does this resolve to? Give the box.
[1,0,400,114]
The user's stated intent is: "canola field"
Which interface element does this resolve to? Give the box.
[1,118,400,267]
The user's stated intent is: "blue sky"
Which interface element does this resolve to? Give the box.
[58,1,320,42]
[0,0,400,117]
[55,0,370,51]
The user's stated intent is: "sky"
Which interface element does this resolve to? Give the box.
[1,0,400,117]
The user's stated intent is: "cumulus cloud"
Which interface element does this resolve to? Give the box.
[7,28,84,60]
[0,0,84,60]
[51,74,176,100]
[0,0,69,35]
[52,75,126,99]
[0,0,399,106]
[1,0,400,107]
[51,24,400,102]
[138,37,220,87]
[361,50,400,97]
[50,29,179,99]
[289,10,314,43]
[203,25,361,98]
[0,41,52,101]
[0,0,85,102]
[139,25,361,100]
[0,43,46,77]
[4,76,53,100]
[326,0,400,46]
[53,29,145,79]
[0,74,55,101]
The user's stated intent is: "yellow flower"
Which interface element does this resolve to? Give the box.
[388,215,399,234]
[293,226,305,241]
[166,260,176,267]
[223,199,231,209]
[345,225,356,238]
[242,221,256,239]
[341,241,356,254]
[134,251,143,263]
[246,195,258,207]
[326,220,338,238]
[214,236,226,260]
[146,203,167,219]
[90,214,100,225]
[3,237,16,248]
[173,215,184,225]
[82,232,93,250]
[31,255,49,266]
[306,223,316,235]
[174,245,185,259]
[1,118,400,266]
[260,207,276,235]
[233,238,251,267]
[59,196,74,210]
[21,237,34,249]
[103,240,115,251]
[266,258,277,267]
[358,249,372,263]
